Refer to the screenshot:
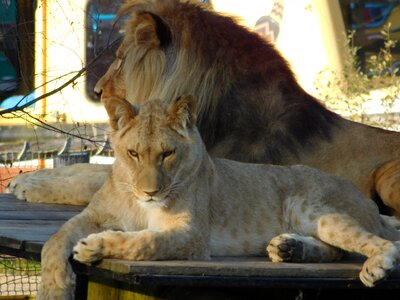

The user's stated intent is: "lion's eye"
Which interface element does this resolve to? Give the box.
[127,150,138,159]
[162,150,175,160]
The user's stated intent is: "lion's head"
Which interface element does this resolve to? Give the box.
[104,95,202,208]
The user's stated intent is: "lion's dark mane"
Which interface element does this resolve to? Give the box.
[121,0,341,165]
[168,2,341,164]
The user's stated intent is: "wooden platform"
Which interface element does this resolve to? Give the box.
[0,193,83,260]
[1,193,400,299]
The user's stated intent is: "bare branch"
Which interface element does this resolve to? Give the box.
[0,37,122,116]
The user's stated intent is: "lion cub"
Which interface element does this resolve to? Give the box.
[39,96,399,298]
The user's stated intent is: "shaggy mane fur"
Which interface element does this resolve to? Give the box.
[118,0,338,164]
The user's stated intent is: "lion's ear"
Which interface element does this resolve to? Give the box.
[129,12,171,49]
[103,98,136,131]
[168,95,197,137]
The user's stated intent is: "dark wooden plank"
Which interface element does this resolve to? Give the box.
[0,245,41,261]
[0,210,80,220]
[0,227,59,240]
[0,220,67,250]
[0,230,57,251]
[0,194,83,222]
[0,193,83,256]
[93,257,378,279]
[73,255,400,291]
[73,257,400,291]
[0,236,24,250]
[0,219,67,227]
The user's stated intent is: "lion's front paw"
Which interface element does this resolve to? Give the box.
[73,234,104,264]
[267,234,304,262]
[360,254,397,287]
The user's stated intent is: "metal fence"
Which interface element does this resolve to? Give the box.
[0,137,114,297]
[0,254,41,297]
[0,136,114,192]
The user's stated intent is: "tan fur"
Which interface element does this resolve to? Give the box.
[38,96,400,298]
[8,164,110,205]
[8,0,400,216]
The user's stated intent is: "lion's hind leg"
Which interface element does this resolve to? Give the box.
[317,213,400,287]
[267,233,343,263]
[7,163,111,205]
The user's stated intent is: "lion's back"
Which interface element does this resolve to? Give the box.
[208,159,381,256]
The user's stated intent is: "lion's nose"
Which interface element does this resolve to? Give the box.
[144,190,159,197]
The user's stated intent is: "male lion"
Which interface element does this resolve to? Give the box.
[38,95,400,299]
[8,0,400,214]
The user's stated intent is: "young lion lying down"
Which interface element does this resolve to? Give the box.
[38,95,400,299]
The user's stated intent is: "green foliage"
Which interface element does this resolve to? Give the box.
[314,23,400,129]
[0,256,40,276]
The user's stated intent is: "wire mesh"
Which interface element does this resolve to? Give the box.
[0,148,114,296]
[0,254,40,297]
